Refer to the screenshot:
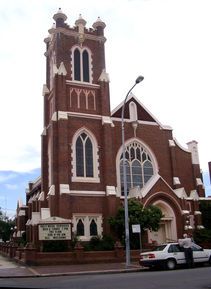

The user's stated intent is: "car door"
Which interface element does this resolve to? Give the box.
[168,244,185,264]
[192,244,210,263]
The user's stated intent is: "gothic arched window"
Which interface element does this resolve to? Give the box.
[72,129,100,183]
[120,142,154,195]
[76,133,93,177]
[74,49,81,81]
[82,50,89,82]
[72,47,91,83]
[73,215,102,241]
[90,219,98,236]
[76,219,84,236]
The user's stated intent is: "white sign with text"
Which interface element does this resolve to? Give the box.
[38,223,71,241]
[132,224,141,233]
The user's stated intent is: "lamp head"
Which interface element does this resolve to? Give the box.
[135,75,144,84]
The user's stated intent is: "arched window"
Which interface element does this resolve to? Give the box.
[82,50,89,82]
[85,137,93,177]
[73,215,102,241]
[76,219,84,236]
[90,219,98,236]
[76,133,93,177]
[72,47,91,83]
[72,129,100,183]
[74,49,81,81]
[120,142,154,195]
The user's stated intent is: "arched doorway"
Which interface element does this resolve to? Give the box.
[148,200,177,244]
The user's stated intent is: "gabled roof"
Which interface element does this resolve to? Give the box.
[111,93,167,128]
[39,216,71,224]
[134,174,176,199]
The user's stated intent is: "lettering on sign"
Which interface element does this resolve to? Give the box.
[132,224,141,233]
[38,223,71,241]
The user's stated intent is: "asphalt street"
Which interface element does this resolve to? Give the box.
[0,265,211,289]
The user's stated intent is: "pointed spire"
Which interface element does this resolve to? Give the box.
[75,14,87,37]
[75,14,87,27]
[53,8,67,28]
[48,23,56,34]
[187,140,200,164]
[93,16,106,30]
[53,8,67,21]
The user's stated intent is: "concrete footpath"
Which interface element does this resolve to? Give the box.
[0,254,142,278]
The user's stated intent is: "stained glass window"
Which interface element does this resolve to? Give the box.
[120,142,154,195]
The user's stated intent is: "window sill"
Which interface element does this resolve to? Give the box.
[72,176,100,183]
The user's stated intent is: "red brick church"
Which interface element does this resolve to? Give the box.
[16,9,206,249]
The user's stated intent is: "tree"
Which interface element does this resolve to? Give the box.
[199,201,211,229]
[193,201,211,246]
[0,207,15,242]
[108,199,163,248]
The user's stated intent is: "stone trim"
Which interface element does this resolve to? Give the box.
[60,184,70,194]
[106,186,116,196]
[69,190,105,196]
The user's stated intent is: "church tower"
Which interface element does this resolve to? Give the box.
[41,9,116,237]
[14,8,206,252]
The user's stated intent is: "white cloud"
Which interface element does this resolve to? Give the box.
[4,184,18,190]
[0,144,41,172]
[0,173,17,183]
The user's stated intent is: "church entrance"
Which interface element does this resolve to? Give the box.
[147,200,177,245]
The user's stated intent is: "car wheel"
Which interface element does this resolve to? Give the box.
[209,257,211,265]
[166,258,176,270]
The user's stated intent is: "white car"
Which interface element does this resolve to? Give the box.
[139,242,211,270]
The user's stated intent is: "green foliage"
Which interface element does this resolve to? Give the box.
[193,229,211,244]
[108,199,163,248]
[84,235,115,251]
[199,201,211,229]
[0,207,15,242]
[192,201,211,246]
[42,240,69,252]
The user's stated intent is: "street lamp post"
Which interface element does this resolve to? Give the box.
[121,75,144,267]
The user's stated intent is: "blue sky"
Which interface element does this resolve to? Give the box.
[203,172,211,197]
[0,0,211,217]
[0,169,40,218]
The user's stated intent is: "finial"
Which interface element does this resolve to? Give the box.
[93,16,106,30]
[48,22,56,36]
[53,8,67,22]
[75,14,87,27]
